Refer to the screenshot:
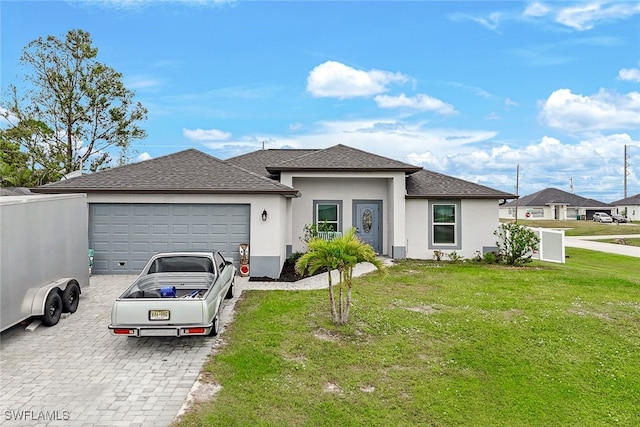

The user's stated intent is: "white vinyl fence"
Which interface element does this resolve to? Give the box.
[530,228,565,263]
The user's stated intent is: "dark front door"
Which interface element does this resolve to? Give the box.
[354,201,381,254]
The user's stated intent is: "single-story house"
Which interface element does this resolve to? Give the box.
[33,144,514,278]
[612,193,640,221]
[499,187,613,221]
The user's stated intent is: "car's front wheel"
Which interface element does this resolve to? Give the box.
[225,281,235,299]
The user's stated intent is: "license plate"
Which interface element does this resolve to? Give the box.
[149,309,170,321]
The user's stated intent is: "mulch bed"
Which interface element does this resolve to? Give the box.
[248,259,327,282]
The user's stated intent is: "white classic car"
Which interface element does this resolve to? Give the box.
[108,251,235,337]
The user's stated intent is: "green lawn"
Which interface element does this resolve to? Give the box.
[175,249,640,427]
[501,219,640,236]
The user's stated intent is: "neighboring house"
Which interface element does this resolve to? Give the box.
[612,193,640,221]
[499,187,613,221]
[33,144,514,278]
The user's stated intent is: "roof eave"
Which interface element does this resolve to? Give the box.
[406,193,517,199]
[266,166,422,173]
[31,187,301,197]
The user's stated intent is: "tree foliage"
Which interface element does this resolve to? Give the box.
[1,29,147,184]
[295,228,383,325]
[494,222,540,266]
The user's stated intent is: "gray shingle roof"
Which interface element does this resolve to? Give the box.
[32,149,299,196]
[406,169,515,199]
[264,144,422,173]
[612,193,640,205]
[225,148,318,177]
[502,188,611,208]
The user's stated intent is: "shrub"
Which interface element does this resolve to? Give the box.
[494,223,540,266]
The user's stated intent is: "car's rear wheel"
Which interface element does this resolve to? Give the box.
[209,315,219,336]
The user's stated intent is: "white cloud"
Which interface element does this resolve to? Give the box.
[306,61,408,99]
[554,1,640,31]
[182,128,232,141]
[523,2,551,18]
[125,75,163,90]
[539,88,640,133]
[618,68,640,83]
[136,152,152,162]
[374,93,457,115]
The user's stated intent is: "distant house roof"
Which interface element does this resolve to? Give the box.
[406,169,514,199]
[0,187,32,196]
[612,193,640,205]
[31,149,299,196]
[502,187,611,208]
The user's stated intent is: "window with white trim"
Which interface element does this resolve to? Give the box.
[314,201,341,232]
[428,200,461,249]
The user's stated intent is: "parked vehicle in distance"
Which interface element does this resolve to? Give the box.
[611,213,628,223]
[108,251,235,337]
[592,212,613,223]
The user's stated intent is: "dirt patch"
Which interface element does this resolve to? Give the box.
[313,328,340,342]
[323,381,343,393]
[174,371,222,420]
[405,305,439,315]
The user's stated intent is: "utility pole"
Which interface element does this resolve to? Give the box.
[514,164,520,223]
[570,177,574,194]
[624,144,628,198]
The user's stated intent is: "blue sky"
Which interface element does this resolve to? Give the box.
[2,0,639,202]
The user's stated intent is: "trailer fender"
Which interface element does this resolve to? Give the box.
[28,278,81,317]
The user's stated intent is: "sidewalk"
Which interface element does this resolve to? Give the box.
[565,235,640,258]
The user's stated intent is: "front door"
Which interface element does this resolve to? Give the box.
[354,201,381,254]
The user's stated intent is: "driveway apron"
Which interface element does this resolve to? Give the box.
[0,274,237,427]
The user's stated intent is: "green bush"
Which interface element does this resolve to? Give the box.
[494,223,540,266]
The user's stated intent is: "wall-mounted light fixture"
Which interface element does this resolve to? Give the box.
[261,209,268,221]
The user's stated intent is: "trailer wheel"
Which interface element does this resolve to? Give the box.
[62,282,80,313]
[42,292,63,326]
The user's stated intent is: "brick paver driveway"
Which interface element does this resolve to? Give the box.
[0,275,238,427]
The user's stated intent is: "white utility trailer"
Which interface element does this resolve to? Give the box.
[1,193,89,332]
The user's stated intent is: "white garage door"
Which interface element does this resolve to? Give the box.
[89,204,250,274]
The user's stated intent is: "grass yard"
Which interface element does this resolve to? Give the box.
[175,249,640,427]
[503,219,640,237]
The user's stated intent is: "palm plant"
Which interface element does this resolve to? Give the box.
[295,227,383,325]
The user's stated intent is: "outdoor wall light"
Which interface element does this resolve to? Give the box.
[261,209,268,221]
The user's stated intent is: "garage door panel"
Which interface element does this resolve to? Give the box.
[172,224,189,234]
[90,204,250,274]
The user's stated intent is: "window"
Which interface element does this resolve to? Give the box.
[433,204,456,244]
[314,201,342,232]
[428,200,461,249]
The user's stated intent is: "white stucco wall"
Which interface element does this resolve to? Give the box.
[288,176,387,254]
[406,198,501,260]
[615,204,640,221]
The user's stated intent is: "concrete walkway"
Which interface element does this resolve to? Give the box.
[565,235,640,258]
[242,258,393,291]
